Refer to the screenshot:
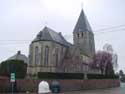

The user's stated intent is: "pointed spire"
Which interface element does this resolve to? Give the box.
[73,9,92,32]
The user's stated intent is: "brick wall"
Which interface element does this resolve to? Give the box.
[0,78,120,92]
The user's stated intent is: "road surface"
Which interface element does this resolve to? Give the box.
[65,83,125,94]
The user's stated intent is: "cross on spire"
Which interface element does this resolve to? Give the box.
[81,2,84,9]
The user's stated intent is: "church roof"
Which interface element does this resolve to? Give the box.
[33,26,71,47]
[73,9,92,32]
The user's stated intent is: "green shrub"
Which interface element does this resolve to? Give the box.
[38,72,83,79]
[120,75,125,82]
[0,60,27,79]
[38,72,119,79]
[87,74,119,79]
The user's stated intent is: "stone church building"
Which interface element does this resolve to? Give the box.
[27,9,100,76]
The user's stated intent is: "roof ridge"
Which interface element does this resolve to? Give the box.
[33,26,70,47]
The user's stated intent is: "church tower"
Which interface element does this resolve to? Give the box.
[73,9,95,57]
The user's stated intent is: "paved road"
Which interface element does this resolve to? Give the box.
[1,83,125,94]
[65,83,125,94]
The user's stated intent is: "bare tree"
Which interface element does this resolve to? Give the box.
[103,44,118,72]
[90,51,114,75]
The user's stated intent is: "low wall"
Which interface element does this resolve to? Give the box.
[0,79,120,92]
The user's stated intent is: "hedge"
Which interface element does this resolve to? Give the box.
[38,72,83,79]
[38,72,119,79]
[87,74,119,79]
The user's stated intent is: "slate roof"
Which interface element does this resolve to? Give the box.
[8,51,28,63]
[73,9,92,32]
[33,26,71,47]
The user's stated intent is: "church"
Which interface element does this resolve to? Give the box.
[27,9,100,76]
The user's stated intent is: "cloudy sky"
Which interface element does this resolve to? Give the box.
[0,0,125,72]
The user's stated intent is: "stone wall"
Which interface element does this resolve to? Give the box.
[0,78,120,92]
[28,41,68,75]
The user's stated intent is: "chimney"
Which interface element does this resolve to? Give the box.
[17,51,21,55]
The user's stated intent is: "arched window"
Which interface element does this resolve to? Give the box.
[55,48,58,66]
[44,46,49,65]
[41,47,43,65]
[35,46,39,65]
[77,33,79,38]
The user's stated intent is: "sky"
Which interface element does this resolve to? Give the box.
[0,0,125,72]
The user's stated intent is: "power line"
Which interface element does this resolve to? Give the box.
[0,43,29,44]
[94,28,125,34]
[0,42,30,46]
[0,40,31,41]
[0,24,125,43]
[94,24,125,32]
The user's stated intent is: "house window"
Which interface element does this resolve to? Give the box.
[44,46,49,66]
[35,46,39,65]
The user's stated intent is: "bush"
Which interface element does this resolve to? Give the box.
[0,60,27,79]
[87,74,119,79]
[38,72,83,79]
[120,75,125,82]
[38,72,119,79]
